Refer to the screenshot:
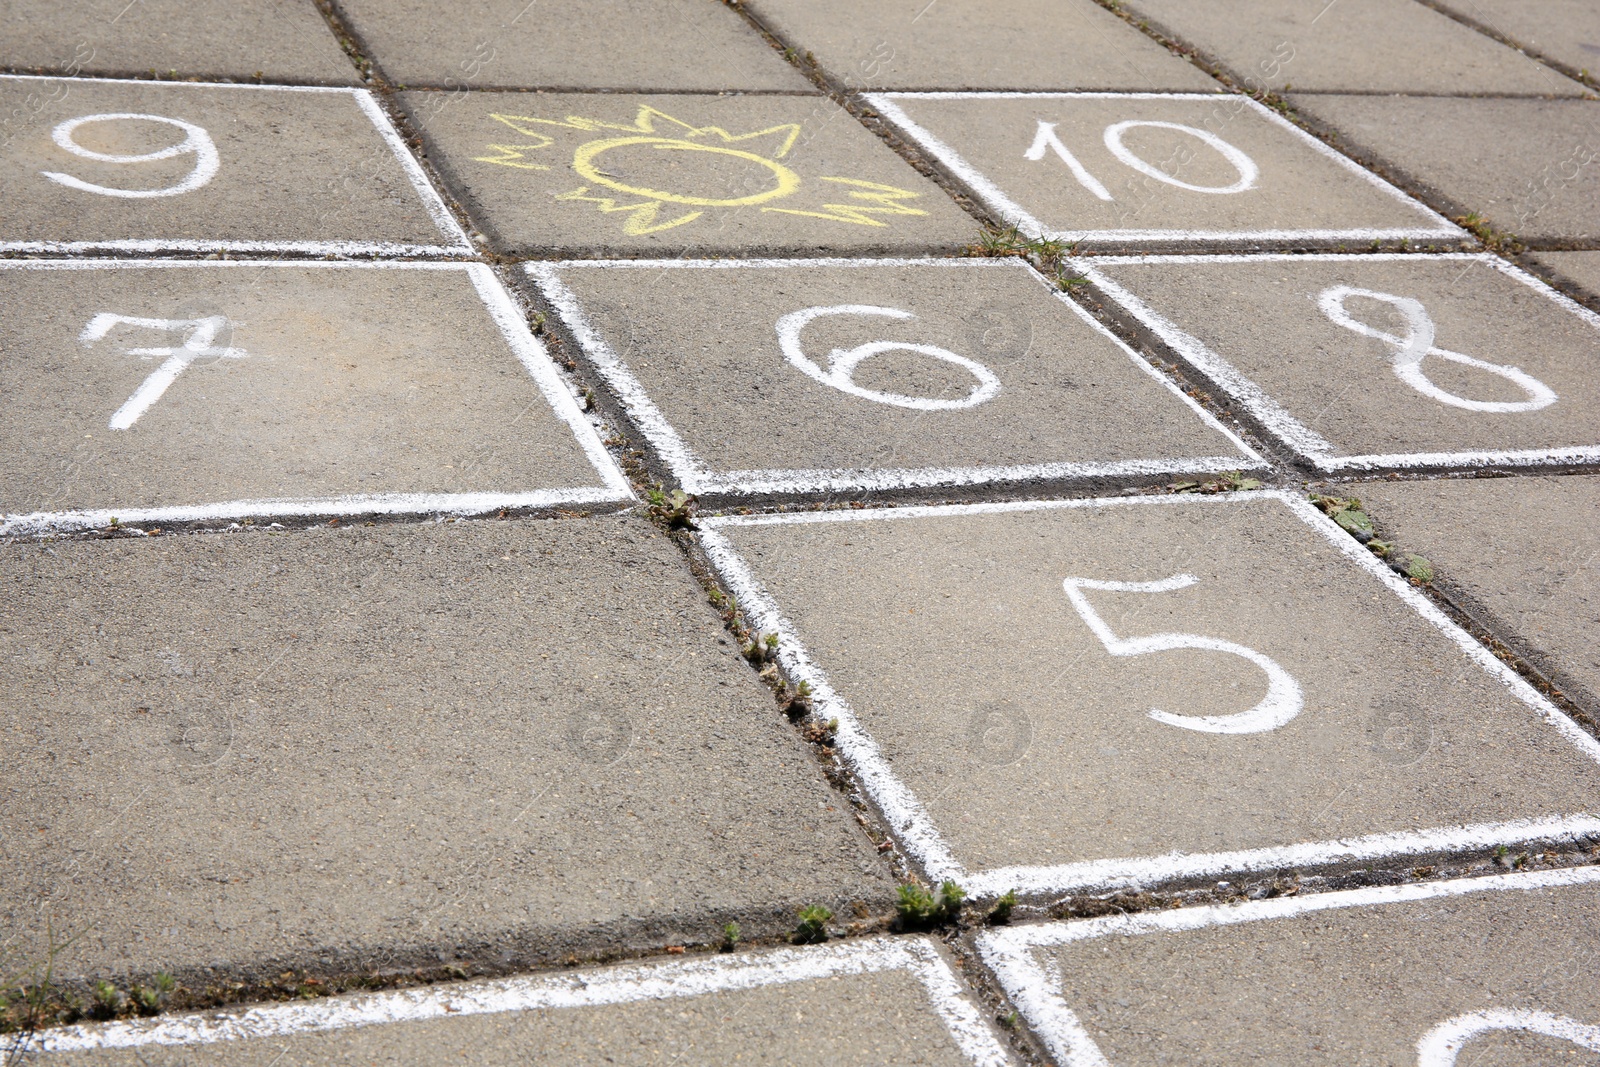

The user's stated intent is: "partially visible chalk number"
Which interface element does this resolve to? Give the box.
[1062,573,1303,734]
[42,113,219,198]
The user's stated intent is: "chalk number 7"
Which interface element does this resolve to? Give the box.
[1062,574,1303,734]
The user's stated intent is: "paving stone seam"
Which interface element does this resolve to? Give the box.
[698,490,1600,900]
[978,863,1600,1067]
[34,936,1010,1065]
[1077,251,1600,474]
[864,91,1464,246]
[530,256,1264,502]
[1410,0,1600,94]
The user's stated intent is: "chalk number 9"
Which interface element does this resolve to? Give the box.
[41,113,220,199]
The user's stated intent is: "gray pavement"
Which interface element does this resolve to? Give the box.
[742,0,1217,91]
[982,866,1600,1065]
[534,257,1257,497]
[7,0,1600,1062]
[706,494,1600,891]
[0,0,359,85]
[1086,253,1600,472]
[0,515,890,981]
[1289,93,1600,246]
[869,91,1460,247]
[1120,0,1586,95]
[0,77,465,254]
[336,0,813,92]
[404,90,976,256]
[0,261,621,528]
[1361,474,1600,714]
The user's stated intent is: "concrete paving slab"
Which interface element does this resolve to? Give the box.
[981,865,1600,1067]
[867,92,1460,248]
[1288,93,1600,247]
[1532,250,1600,306]
[37,938,1012,1066]
[1121,0,1584,95]
[1085,253,1600,473]
[1359,474,1600,715]
[0,0,358,85]
[336,0,812,92]
[0,261,628,534]
[0,514,891,982]
[701,492,1600,898]
[0,76,469,255]
[401,91,977,256]
[1433,0,1600,85]
[742,0,1216,92]
[532,257,1261,498]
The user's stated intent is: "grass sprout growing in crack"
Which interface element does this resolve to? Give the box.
[744,631,779,667]
[987,889,1018,925]
[721,922,740,952]
[895,880,966,929]
[792,904,832,945]
[644,485,697,530]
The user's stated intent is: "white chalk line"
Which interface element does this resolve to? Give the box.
[0,74,471,255]
[700,490,1600,897]
[0,260,629,534]
[1082,252,1600,471]
[36,937,1010,1067]
[862,91,1462,243]
[530,257,1260,496]
[978,864,1600,1067]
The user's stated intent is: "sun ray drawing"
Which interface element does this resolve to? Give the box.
[474,106,930,236]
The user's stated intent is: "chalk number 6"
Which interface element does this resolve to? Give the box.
[42,113,220,199]
[1062,573,1303,734]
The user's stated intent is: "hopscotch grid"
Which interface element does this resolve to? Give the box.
[977,864,1600,1067]
[36,937,1010,1067]
[0,74,473,256]
[699,490,1600,897]
[529,257,1261,497]
[861,91,1464,243]
[1080,252,1600,471]
[0,259,630,536]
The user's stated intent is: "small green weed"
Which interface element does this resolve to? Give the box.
[793,904,832,944]
[987,889,1018,925]
[896,880,966,929]
[1310,494,1375,541]
[644,485,697,530]
[744,631,779,666]
[721,922,740,952]
[131,973,176,1016]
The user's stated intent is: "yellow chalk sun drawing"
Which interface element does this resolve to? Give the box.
[472,106,928,236]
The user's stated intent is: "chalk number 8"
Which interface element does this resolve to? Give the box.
[41,113,220,199]
[1062,573,1303,734]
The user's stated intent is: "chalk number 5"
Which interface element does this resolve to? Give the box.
[1062,573,1303,734]
[42,113,219,199]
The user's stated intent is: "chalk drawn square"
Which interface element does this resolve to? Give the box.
[0,260,628,534]
[39,938,1011,1066]
[980,866,1600,1067]
[403,91,977,256]
[702,493,1600,898]
[865,92,1462,248]
[0,75,469,256]
[532,257,1261,499]
[1088,253,1600,472]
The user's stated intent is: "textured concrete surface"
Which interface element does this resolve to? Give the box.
[0,263,612,520]
[0,515,890,981]
[0,0,358,84]
[1090,255,1600,469]
[1289,94,1600,246]
[1361,475,1600,714]
[539,258,1254,494]
[743,0,1216,91]
[1433,0,1600,83]
[47,940,1000,1066]
[1121,0,1584,95]
[0,78,457,251]
[872,92,1456,245]
[1533,251,1600,305]
[1000,873,1600,1066]
[336,0,812,92]
[405,91,976,255]
[712,495,1600,876]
